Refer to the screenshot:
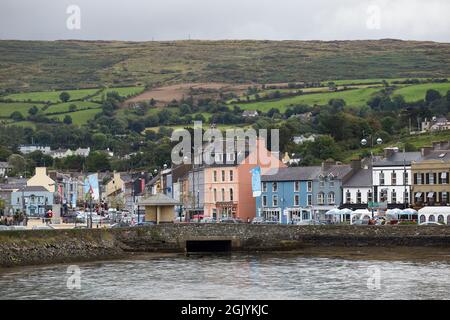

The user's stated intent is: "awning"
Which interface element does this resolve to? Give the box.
[415,192,422,198]
[428,192,435,198]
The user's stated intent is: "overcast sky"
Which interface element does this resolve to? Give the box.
[1,0,449,42]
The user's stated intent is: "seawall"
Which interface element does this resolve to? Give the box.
[1,224,450,267]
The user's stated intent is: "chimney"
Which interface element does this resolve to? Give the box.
[350,158,362,171]
[383,147,397,159]
[35,167,47,177]
[421,146,433,157]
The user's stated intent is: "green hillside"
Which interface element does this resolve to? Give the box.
[1,39,450,92]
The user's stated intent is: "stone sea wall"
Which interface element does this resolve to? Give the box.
[1,224,450,267]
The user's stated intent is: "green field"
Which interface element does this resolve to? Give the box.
[52,108,102,125]
[93,86,145,100]
[234,87,383,111]
[3,88,100,103]
[393,82,450,102]
[0,102,45,117]
[44,101,101,114]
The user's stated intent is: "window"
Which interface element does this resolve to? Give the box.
[229,188,234,201]
[404,172,408,185]
[417,173,422,185]
[272,195,278,207]
[229,170,234,182]
[221,188,225,202]
[307,181,312,192]
[329,175,334,187]
[379,172,385,186]
[272,182,278,192]
[213,171,217,182]
[317,192,324,205]
[319,176,325,187]
[404,191,409,204]
[441,172,448,184]
[392,190,397,203]
[346,190,351,203]
[442,192,448,203]
[221,170,225,182]
[294,181,300,192]
[307,194,312,206]
[328,192,335,204]
[213,188,217,202]
[262,195,267,207]
[294,195,300,206]
[429,173,435,185]
[368,190,373,203]
[356,190,362,204]
[391,172,397,185]
[380,189,388,202]
[262,182,267,192]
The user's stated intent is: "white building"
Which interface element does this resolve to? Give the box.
[421,117,450,132]
[19,144,51,155]
[372,148,422,209]
[342,167,373,208]
[0,162,12,177]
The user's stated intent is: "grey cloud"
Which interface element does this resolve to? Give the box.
[0,0,449,42]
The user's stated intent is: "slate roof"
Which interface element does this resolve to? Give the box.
[343,169,372,188]
[18,186,50,192]
[262,166,321,182]
[138,193,180,206]
[320,164,353,178]
[422,151,450,161]
[373,152,422,167]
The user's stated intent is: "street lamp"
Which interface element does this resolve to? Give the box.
[361,136,383,219]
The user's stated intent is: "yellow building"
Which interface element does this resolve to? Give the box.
[138,193,180,224]
[411,151,450,207]
[27,167,55,192]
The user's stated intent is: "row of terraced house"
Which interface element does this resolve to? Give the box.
[149,139,450,224]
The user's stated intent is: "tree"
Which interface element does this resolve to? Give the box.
[59,91,71,103]
[7,154,26,175]
[86,152,111,172]
[69,104,77,112]
[425,89,442,104]
[10,111,24,121]
[63,115,73,125]
[92,133,107,149]
[28,105,39,116]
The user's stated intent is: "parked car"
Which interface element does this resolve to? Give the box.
[251,217,265,224]
[200,217,217,223]
[219,218,243,224]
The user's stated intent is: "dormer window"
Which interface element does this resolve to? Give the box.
[328,174,335,187]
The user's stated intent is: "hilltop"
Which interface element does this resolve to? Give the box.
[1,39,450,92]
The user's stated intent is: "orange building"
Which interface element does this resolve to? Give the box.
[203,138,285,221]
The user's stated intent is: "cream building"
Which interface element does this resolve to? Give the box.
[27,167,56,192]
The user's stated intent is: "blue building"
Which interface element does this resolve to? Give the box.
[11,186,54,217]
[256,167,320,224]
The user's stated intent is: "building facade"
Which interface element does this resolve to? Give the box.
[11,186,54,217]
[257,167,319,224]
[372,148,421,209]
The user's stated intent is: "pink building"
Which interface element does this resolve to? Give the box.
[203,139,285,221]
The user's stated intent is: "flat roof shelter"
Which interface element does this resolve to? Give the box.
[138,193,180,224]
